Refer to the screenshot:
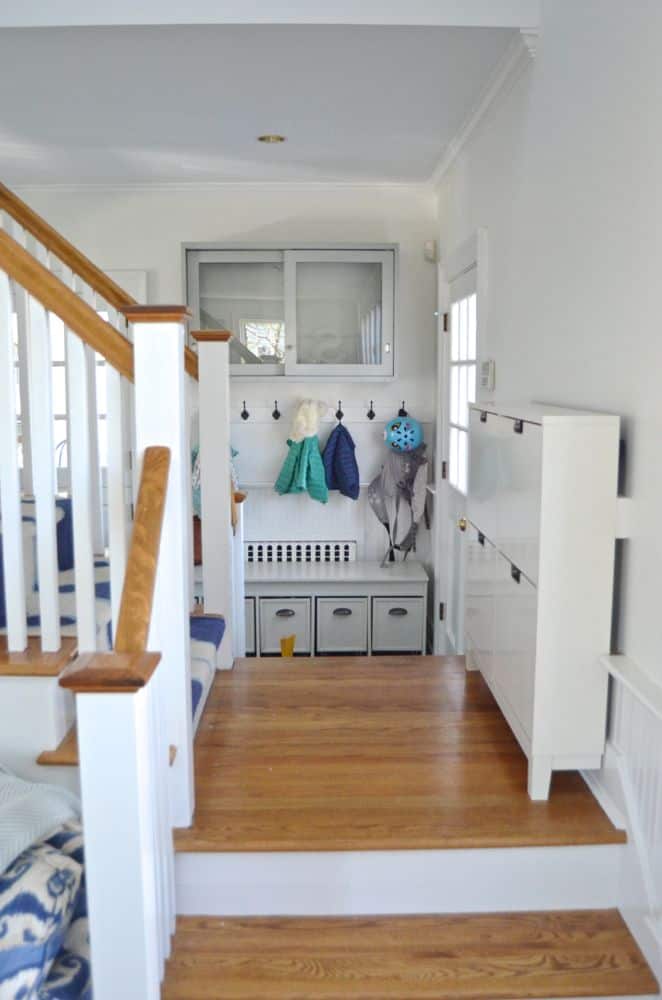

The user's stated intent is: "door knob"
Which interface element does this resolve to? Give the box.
[457,517,467,532]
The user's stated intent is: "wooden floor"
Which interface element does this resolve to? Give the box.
[175,656,624,852]
[163,910,658,999]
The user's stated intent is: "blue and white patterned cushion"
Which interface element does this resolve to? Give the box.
[0,842,81,999]
[38,949,91,1000]
[44,825,88,963]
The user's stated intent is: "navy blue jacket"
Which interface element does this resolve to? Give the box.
[322,423,360,500]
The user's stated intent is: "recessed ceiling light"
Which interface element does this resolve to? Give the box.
[257,134,286,144]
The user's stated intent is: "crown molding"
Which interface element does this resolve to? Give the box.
[430,27,538,187]
[11,179,436,195]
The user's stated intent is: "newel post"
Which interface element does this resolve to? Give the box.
[60,653,165,1000]
[192,331,235,669]
[124,306,194,825]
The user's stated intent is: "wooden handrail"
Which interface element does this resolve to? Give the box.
[115,446,171,654]
[0,182,137,311]
[0,230,134,380]
[59,446,170,692]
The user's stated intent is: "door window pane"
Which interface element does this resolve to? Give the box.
[295,261,382,365]
[459,365,468,428]
[451,302,459,361]
[450,366,459,426]
[199,261,285,367]
[459,298,468,361]
[458,430,468,494]
[467,294,477,360]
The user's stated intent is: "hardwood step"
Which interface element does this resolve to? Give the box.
[37,725,78,766]
[0,636,77,677]
[36,726,177,769]
[162,910,658,999]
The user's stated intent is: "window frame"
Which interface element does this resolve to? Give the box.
[448,269,478,497]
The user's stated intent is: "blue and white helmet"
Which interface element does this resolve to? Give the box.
[384,416,423,452]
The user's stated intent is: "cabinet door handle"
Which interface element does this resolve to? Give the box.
[478,532,485,546]
[513,419,524,434]
[333,608,353,617]
[275,608,296,618]
[511,565,521,584]
[480,411,488,423]
[389,607,409,617]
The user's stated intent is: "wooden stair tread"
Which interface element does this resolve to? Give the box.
[37,725,78,766]
[175,656,626,853]
[0,636,77,677]
[163,909,658,999]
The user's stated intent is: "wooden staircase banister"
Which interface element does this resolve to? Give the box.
[59,445,170,692]
[0,182,137,311]
[0,229,134,379]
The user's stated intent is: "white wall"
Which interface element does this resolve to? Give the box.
[437,0,662,678]
[19,183,437,560]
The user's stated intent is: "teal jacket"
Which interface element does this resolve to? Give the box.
[275,436,328,503]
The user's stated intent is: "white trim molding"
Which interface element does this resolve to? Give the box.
[431,28,538,186]
[0,1,541,29]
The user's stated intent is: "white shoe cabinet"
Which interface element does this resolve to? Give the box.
[465,402,620,800]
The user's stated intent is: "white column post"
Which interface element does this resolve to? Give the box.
[0,272,27,650]
[127,306,194,826]
[73,670,164,1000]
[192,332,234,669]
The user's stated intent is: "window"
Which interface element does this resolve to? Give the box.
[239,320,286,365]
[448,291,477,494]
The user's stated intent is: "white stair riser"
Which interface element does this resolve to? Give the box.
[0,676,78,789]
[176,844,623,917]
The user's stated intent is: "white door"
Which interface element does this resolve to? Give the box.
[434,264,479,654]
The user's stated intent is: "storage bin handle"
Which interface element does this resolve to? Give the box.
[333,607,353,617]
[276,608,296,618]
[389,607,409,617]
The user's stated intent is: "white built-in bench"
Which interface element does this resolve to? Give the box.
[243,561,429,656]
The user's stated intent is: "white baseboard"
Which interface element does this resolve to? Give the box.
[176,843,623,917]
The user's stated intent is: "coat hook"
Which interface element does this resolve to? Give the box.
[335,401,344,422]
[272,400,281,420]
[240,401,249,421]
[367,401,376,421]
[398,401,408,417]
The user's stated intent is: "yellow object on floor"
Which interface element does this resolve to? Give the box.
[280,635,296,656]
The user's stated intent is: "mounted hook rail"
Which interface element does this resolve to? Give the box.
[272,401,281,420]
[335,401,344,422]
[398,401,408,417]
[240,401,249,421]
[367,401,375,421]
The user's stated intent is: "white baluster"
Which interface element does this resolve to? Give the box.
[105,366,129,640]
[75,280,104,554]
[232,497,246,659]
[131,309,194,826]
[0,272,27,650]
[65,331,98,651]
[25,295,60,651]
[193,332,234,669]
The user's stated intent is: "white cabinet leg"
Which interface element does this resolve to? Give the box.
[528,755,553,800]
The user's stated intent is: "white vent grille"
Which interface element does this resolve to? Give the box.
[246,540,357,564]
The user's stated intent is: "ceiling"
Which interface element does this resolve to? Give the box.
[0,24,516,185]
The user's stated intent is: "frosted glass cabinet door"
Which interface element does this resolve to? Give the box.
[188,250,287,376]
[284,250,395,377]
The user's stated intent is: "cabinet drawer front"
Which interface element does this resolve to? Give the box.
[245,597,256,655]
[259,598,311,654]
[467,408,499,542]
[465,525,495,680]
[495,415,542,584]
[372,597,425,653]
[316,597,368,654]
[492,551,537,739]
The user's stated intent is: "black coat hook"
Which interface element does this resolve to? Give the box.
[272,400,281,420]
[398,401,408,417]
[335,400,344,422]
[240,401,249,421]
[367,401,375,421]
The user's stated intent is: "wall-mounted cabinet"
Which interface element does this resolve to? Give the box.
[185,246,396,378]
